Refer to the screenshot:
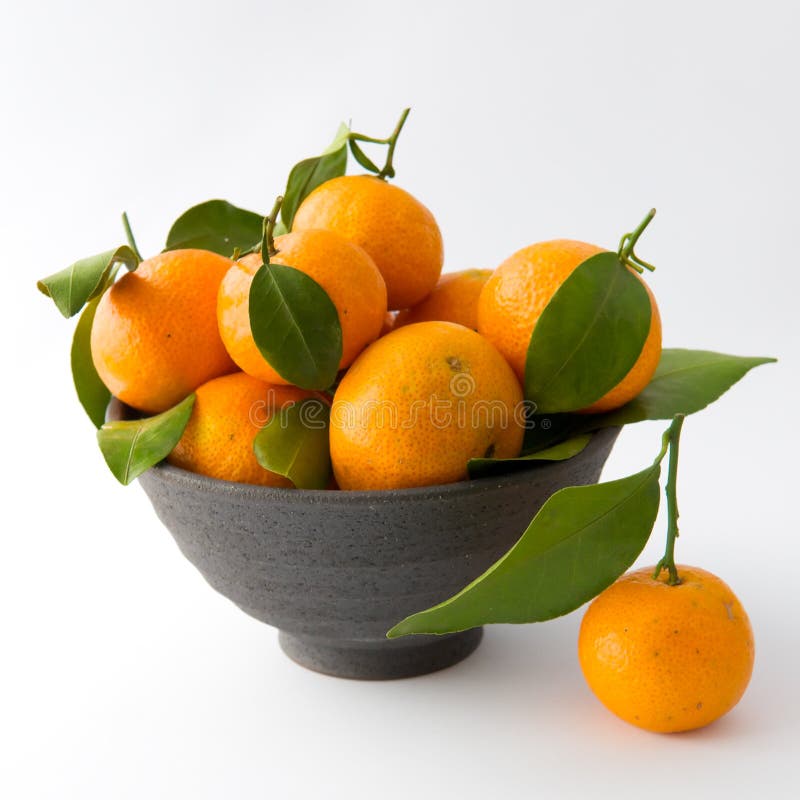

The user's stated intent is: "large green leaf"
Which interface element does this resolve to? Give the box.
[525,252,651,413]
[37,246,138,318]
[467,434,592,479]
[253,399,331,489]
[521,348,776,455]
[71,296,110,428]
[281,123,349,231]
[164,199,263,256]
[97,394,195,485]
[249,262,342,390]
[591,349,777,427]
[388,434,667,637]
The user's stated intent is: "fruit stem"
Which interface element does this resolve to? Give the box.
[654,413,685,586]
[618,208,657,274]
[121,212,143,261]
[261,196,283,263]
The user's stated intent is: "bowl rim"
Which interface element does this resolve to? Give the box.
[139,426,621,505]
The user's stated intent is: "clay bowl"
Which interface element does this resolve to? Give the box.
[117,398,619,680]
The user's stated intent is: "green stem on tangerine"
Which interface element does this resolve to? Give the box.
[618,208,657,274]
[261,196,283,263]
[349,107,411,181]
[654,413,685,586]
[121,212,143,261]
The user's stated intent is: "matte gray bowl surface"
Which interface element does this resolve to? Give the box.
[134,426,620,680]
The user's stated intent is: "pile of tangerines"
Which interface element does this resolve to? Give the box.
[89,176,661,491]
[42,110,757,735]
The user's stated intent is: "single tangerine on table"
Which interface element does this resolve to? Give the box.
[217,228,387,385]
[330,321,524,491]
[477,239,662,413]
[578,565,754,733]
[90,249,236,414]
[394,268,492,330]
[168,372,313,487]
[292,174,444,310]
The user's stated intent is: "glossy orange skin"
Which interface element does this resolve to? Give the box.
[91,249,236,414]
[578,566,755,733]
[477,240,662,413]
[330,321,524,490]
[217,229,387,385]
[168,372,313,486]
[395,269,492,330]
[292,175,444,310]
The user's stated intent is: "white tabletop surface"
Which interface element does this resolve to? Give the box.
[2,2,798,797]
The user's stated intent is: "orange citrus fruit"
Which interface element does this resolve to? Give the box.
[217,228,387,385]
[91,249,236,414]
[578,565,754,733]
[330,321,524,490]
[477,240,662,413]
[168,372,313,486]
[292,175,443,310]
[395,268,492,330]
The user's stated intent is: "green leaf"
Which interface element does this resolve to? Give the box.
[348,139,381,174]
[164,199,263,256]
[590,348,777,427]
[388,435,668,637]
[521,348,776,456]
[97,394,195,485]
[322,122,351,154]
[253,399,331,489]
[281,123,349,231]
[37,246,138,318]
[71,296,110,428]
[468,434,592,479]
[249,262,343,390]
[525,252,651,413]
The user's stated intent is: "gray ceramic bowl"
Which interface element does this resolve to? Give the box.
[128,413,619,681]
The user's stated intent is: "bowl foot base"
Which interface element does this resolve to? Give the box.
[278,627,483,680]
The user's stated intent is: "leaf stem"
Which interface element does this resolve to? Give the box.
[618,208,657,274]
[349,133,390,145]
[121,212,143,261]
[261,196,283,263]
[654,413,685,585]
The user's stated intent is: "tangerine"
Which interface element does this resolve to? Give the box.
[477,240,662,413]
[292,175,443,310]
[168,372,312,486]
[91,249,236,414]
[395,269,492,330]
[330,321,524,490]
[578,565,754,733]
[217,228,387,385]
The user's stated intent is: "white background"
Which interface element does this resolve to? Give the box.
[2,1,798,797]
